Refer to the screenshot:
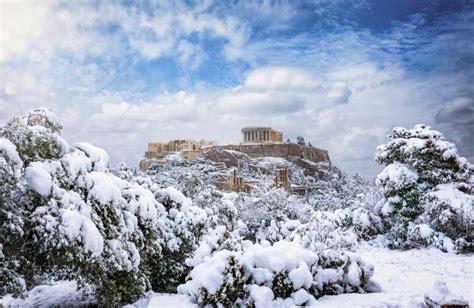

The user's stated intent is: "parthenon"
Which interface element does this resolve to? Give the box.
[241,127,283,143]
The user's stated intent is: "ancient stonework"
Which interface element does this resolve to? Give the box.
[204,143,330,166]
[139,127,333,176]
[275,169,290,191]
[213,168,250,193]
[140,139,216,170]
[241,127,283,143]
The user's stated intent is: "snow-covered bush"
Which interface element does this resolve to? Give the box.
[233,187,309,242]
[0,109,210,305]
[375,125,473,252]
[142,186,208,293]
[193,187,238,230]
[309,173,381,211]
[112,162,134,181]
[291,207,383,252]
[178,234,380,306]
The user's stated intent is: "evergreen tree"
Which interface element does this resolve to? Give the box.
[374,124,473,251]
[296,135,306,146]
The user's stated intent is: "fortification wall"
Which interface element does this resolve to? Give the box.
[205,143,331,165]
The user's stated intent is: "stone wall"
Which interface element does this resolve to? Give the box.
[204,143,331,165]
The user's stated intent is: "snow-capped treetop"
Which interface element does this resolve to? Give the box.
[375,124,471,187]
[73,142,110,172]
[21,108,63,134]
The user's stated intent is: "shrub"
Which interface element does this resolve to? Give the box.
[178,232,380,306]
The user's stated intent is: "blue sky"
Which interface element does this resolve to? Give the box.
[1,0,473,174]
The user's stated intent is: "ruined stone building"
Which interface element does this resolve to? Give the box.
[145,139,216,158]
[139,126,334,177]
[275,168,291,192]
[140,139,216,170]
[213,169,250,193]
[241,127,283,143]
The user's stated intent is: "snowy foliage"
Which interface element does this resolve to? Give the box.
[3,110,472,306]
[178,230,380,306]
[0,109,210,305]
[375,124,473,252]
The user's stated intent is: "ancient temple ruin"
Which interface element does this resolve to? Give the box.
[241,127,283,143]
[139,126,332,174]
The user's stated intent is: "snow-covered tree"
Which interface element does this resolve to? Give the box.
[375,124,473,252]
[0,109,210,304]
[0,138,26,297]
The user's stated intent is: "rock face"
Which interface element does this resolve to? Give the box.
[205,143,330,165]
[202,144,336,179]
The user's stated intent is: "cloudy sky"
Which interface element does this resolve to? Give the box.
[1,0,473,175]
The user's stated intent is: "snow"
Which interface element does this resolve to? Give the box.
[57,188,106,255]
[292,289,314,305]
[124,183,160,220]
[177,249,234,296]
[61,150,92,179]
[288,262,313,289]
[3,245,473,307]
[60,209,83,240]
[243,241,318,273]
[73,142,109,171]
[23,108,62,131]
[318,245,474,307]
[418,223,434,239]
[427,183,473,210]
[249,285,274,305]
[346,261,362,286]
[87,171,122,204]
[376,162,418,190]
[124,292,194,308]
[25,162,52,196]
[81,217,104,254]
[1,281,93,307]
[424,280,469,307]
[0,137,23,177]
[159,186,193,209]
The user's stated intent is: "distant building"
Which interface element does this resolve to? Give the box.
[140,139,216,170]
[241,127,283,143]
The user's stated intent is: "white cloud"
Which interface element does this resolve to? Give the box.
[216,66,325,116]
[313,109,339,127]
[330,126,387,161]
[0,1,249,66]
[325,81,351,104]
[244,67,322,91]
[1,1,471,175]
[217,91,305,115]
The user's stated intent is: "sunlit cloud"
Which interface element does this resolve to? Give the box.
[1,0,472,175]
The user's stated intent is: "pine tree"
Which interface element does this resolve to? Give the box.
[374,124,473,250]
[296,135,306,146]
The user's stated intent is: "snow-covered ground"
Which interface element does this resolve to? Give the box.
[317,245,473,307]
[3,245,472,307]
